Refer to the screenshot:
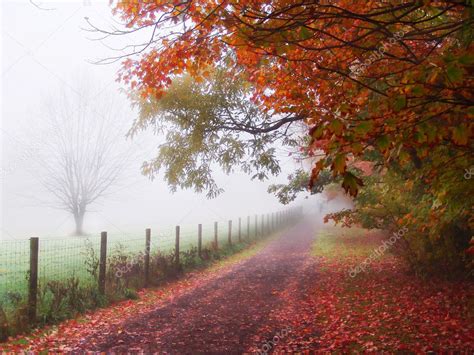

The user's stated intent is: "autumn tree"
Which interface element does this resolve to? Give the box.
[101,0,472,191]
[128,67,305,197]
[99,1,473,272]
[268,169,333,205]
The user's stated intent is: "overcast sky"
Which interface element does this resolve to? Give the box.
[0,0,324,241]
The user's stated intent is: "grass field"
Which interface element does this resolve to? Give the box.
[0,218,260,305]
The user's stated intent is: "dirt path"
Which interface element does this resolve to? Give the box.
[67,222,318,353]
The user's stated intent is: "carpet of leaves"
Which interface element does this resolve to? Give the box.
[269,227,474,353]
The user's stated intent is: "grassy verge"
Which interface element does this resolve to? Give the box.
[312,226,385,259]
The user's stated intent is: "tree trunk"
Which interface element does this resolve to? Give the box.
[74,210,85,235]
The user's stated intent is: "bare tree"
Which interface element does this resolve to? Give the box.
[35,81,131,235]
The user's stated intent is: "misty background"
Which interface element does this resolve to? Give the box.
[0,0,335,241]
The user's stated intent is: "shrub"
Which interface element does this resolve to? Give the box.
[327,160,473,278]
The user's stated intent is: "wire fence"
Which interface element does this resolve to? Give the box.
[0,240,30,302]
[38,237,101,284]
[0,208,302,325]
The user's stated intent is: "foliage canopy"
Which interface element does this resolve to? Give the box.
[106,0,473,273]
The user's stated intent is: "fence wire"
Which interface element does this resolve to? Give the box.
[39,237,100,285]
[0,240,29,303]
[0,210,295,308]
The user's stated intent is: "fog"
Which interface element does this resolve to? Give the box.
[0,0,332,240]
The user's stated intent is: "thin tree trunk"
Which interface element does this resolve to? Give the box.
[74,210,85,235]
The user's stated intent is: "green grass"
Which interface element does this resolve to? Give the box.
[0,222,261,305]
[312,226,387,259]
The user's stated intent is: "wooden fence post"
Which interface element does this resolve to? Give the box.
[98,231,107,295]
[144,228,151,287]
[214,222,218,249]
[28,237,39,323]
[198,224,202,258]
[228,220,232,246]
[175,226,180,267]
[238,218,241,242]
